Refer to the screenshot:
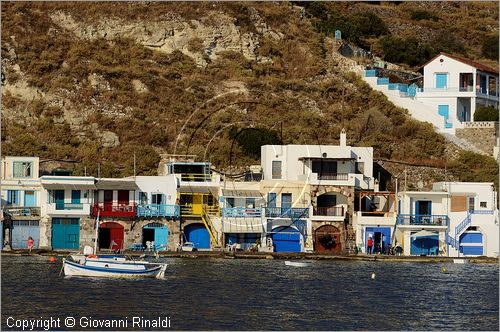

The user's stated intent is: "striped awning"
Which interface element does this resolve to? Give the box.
[222,189,262,198]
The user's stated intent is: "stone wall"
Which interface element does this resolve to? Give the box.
[456,123,498,156]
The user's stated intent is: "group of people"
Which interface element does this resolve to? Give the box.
[366,236,389,254]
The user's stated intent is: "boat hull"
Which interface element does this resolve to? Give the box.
[63,259,167,279]
[285,261,309,267]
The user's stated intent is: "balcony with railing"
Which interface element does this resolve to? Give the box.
[222,207,262,218]
[180,204,220,217]
[47,202,91,215]
[313,206,345,216]
[92,203,137,218]
[137,204,180,218]
[3,206,41,217]
[397,214,449,227]
[265,207,309,219]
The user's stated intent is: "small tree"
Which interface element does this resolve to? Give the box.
[474,106,499,122]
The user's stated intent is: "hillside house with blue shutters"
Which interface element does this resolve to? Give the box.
[396,182,499,257]
[1,156,42,249]
[363,53,499,134]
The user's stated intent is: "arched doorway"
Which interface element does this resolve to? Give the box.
[271,226,302,252]
[142,222,169,251]
[99,222,124,250]
[314,225,342,253]
[184,223,210,249]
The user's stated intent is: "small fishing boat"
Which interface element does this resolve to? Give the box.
[62,211,167,279]
[284,261,310,267]
[63,257,167,279]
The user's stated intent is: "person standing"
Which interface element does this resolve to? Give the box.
[27,236,34,253]
[367,236,373,254]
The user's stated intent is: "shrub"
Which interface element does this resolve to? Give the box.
[378,35,436,67]
[408,9,439,21]
[482,35,499,60]
[474,106,499,121]
[229,127,281,159]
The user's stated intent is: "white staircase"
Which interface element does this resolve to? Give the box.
[363,76,449,134]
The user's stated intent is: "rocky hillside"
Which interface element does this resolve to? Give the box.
[1,2,498,188]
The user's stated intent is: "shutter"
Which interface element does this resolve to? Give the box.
[451,195,467,212]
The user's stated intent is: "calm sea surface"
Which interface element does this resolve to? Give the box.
[1,255,498,331]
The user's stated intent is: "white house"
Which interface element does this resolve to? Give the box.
[363,52,499,134]
[417,52,499,129]
[1,156,42,249]
[260,130,375,254]
[433,182,498,258]
[396,181,499,257]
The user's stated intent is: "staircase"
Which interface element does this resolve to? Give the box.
[344,223,357,255]
[201,207,219,247]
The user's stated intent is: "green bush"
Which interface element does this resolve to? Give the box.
[474,106,499,121]
[378,36,436,67]
[482,35,499,60]
[229,127,281,159]
[408,9,439,21]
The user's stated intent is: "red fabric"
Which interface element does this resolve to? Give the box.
[367,238,373,247]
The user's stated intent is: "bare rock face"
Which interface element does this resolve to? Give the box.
[49,10,282,67]
[132,79,149,94]
[100,130,120,147]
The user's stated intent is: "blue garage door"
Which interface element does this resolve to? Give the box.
[144,223,169,251]
[185,224,210,249]
[411,235,439,255]
[460,232,483,255]
[52,218,80,250]
[11,220,40,249]
[272,226,301,252]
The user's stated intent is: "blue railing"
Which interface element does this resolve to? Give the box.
[397,214,448,226]
[137,204,180,218]
[265,207,309,218]
[446,233,458,249]
[455,213,472,237]
[470,210,494,215]
[365,69,377,77]
[222,207,262,218]
[377,77,390,85]
[398,84,408,92]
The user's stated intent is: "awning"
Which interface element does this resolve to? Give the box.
[95,179,139,190]
[412,230,439,238]
[179,186,215,194]
[222,189,262,198]
[42,183,97,190]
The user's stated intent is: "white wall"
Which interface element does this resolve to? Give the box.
[134,175,178,204]
[398,192,449,215]
[1,156,40,180]
[433,182,496,210]
[261,144,373,184]
[423,54,476,90]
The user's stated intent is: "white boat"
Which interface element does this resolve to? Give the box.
[181,242,197,252]
[63,258,167,279]
[284,261,310,267]
[453,258,469,264]
[62,211,167,279]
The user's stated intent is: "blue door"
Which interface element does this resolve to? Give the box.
[410,235,439,255]
[11,220,40,249]
[185,224,210,249]
[52,218,80,249]
[460,232,483,255]
[7,190,19,206]
[71,190,81,204]
[365,227,391,253]
[480,75,487,94]
[268,193,277,208]
[415,200,432,223]
[154,227,168,250]
[436,73,448,88]
[24,191,36,207]
[272,226,301,252]
[55,190,65,210]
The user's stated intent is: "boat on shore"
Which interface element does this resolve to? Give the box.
[453,258,469,264]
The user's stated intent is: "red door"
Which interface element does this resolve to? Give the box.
[118,190,129,205]
[100,222,124,250]
[104,190,113,212]
[314,225,342,253]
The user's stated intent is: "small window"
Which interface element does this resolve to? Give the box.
[480,202,487,208]
[13,162,32,178]
[272,161,282,179]
[139,192,148,205]
[152,193,164,205]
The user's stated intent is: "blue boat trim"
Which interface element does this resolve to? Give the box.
[65,259,161,274]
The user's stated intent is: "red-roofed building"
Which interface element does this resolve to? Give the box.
[418,52,498,129]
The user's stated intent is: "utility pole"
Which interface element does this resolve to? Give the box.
[133,152,136,178]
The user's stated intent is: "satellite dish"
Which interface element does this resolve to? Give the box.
[83,246,94,255]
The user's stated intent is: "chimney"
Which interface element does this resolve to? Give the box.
[340,128,347,147]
